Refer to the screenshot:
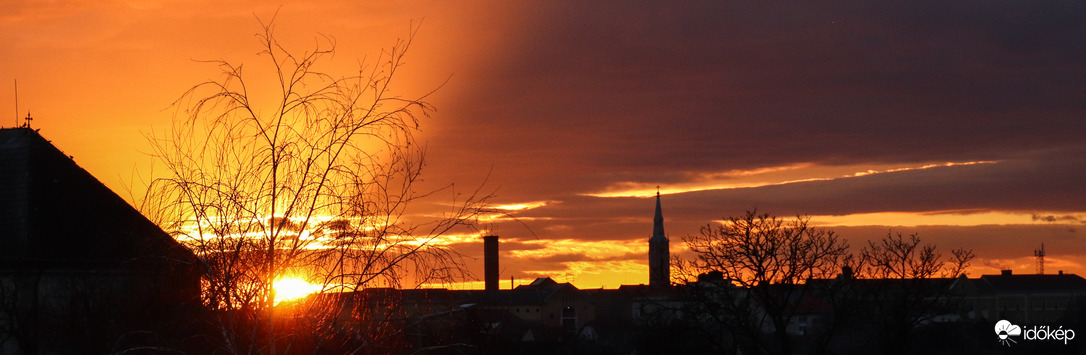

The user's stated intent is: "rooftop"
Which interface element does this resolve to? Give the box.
[0,128,193,265]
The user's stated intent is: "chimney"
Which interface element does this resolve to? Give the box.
[484,235,499,293]
[1001,269,1012,276]
[697,271,724,283]
[840,266,853,280]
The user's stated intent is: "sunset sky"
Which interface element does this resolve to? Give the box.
[4,1,1086,289]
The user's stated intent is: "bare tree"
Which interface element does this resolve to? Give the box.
[139,19,488,354]
[851,232,975,354]
[860,232,974,280]
[680,209,850,355]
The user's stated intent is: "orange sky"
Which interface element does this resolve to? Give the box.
[4,1,1086,289]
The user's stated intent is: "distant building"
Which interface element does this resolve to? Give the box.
[293,190,1086,353]
[484,235,499,293]
[648,191,670,287]
[957,269,1086,324]
[0,128,201,353]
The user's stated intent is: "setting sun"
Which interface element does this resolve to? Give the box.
[274,277,321,304]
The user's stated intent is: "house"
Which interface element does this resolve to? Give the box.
[957,269,1086,324]
[0,128,201,353]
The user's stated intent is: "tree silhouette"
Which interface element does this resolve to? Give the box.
[678,209,850,355]
[139,19,489,353]
[859,232,974,280]
[850,232,975,354]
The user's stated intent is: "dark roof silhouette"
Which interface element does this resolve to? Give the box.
[0,127,193,265]
[528,277,560,287]
[0,128,201,353]
[976,273,1086,293]
[484,277,576,305]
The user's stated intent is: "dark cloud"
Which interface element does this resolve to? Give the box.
[671,146,1086,217]
[1033,214,1083,224]
[427,1,1086,200]
[404,1,1086,284]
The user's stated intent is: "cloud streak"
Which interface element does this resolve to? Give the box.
[585,160,998,198]
[427,1,1086,202]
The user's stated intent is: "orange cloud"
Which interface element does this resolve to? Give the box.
[585,160,998,198]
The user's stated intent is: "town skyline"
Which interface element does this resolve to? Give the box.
[3,1,1086,289]
[3,125,1079,354]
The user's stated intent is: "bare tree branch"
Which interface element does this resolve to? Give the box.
[138,19,488,354]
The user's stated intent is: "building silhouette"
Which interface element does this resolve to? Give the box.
[0,128,201,353]
[959,269,1086,325]
[484,235,500,293]
[648,191,670,287]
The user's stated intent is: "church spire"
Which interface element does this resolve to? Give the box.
[649,189,670,287]
[652,190,665,238]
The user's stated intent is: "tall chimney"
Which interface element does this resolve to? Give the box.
[484,235,499,293]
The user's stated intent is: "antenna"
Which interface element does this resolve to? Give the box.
[15,80,33,129]
[1034,243,1045,275]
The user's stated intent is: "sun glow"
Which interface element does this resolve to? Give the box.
[274,277,321,304]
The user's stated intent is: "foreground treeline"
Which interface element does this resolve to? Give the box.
[7,209,1086,354]
[162,211,1080,354]
[665,210,978,355]
[632,210,1086,355]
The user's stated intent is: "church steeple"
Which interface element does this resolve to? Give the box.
[652,190,665,237]
[649,190,670,287]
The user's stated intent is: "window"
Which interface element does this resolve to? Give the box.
[561,307,577,334]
